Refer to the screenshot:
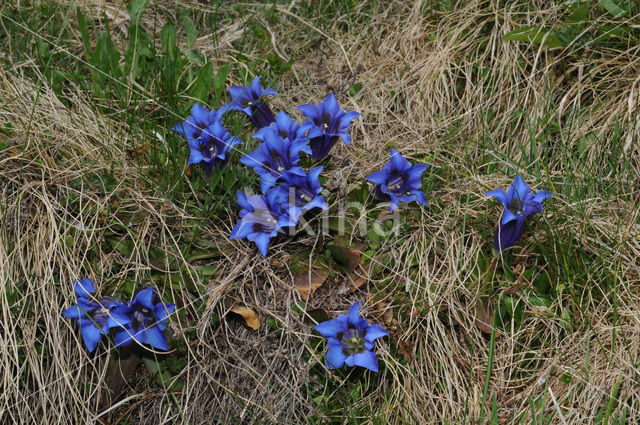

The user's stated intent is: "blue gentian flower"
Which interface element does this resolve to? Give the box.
[297,93,360,160]
[171,103,221,142]
[62,279,131,353]
[172,104,241,175]
[186,119,242,175]
[366,148,429,212]
[314,301,388,372]
[240,129,309,193]
[114,287,175,351]
[229,189,294,256]
[485,175,553,252]
[224,76,278,128]
[276,166,328,225]
[253,111,312,145]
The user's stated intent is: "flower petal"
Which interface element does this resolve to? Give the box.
[485,188,510,206]
[325,345,346,369]
[80,324,102,353]
[259,174,278,194]
[236,191,253,212]
[341,110,360,124]
[133,287,155,309]
[350,350,379,372]
[114,327,134,347]
[297,104,317,120]
[107,312,132,329]
[366,169,389,186]
[143,326,168,350]
[323,93,339,114]
[533,189,553,204]
[314,317,347,338]
[411,190,428,206]
[154,303,175,323]
[253,233,271,256]
[494,216,527,252]
[230,219,252,239]
[511,176,531,202]
[187,149,204,165]
[348,301,362,325]
[364,323,389,343]
[62,304,85,320]
[73,278,95,298]
[190,103,210,123]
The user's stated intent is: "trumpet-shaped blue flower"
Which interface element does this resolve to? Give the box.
[224,76,278,128]
[230,189,294,256]
[186,119,242,175]
[485,175,552,252]
[366,149,429,212]
[171,103,222,143]
[240,129,309,193]
[62,279,131,353]
[253,111,312,145]
[114,287,175,351]
[314,301,388,372]
[275,166,328,225]
[297,93,360,160]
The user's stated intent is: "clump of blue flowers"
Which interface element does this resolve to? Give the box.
[240,119,311,193]
[298,93,360,161]
[172,76,364,256]
[314,301,388,372]
[366,148,429,212]
[485,175,553,252]
[62,280,174,352]
[115,287,176,351]
[62,278,131,353]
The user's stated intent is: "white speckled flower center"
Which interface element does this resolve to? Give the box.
[341,327,365,355]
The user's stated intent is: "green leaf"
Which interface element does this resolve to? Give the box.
[36,39,50,61]
[212,64,230,101]
[556,25,583,45]
[599,0,627,17]
[367,227,381,242]
[348,82,363,97]
[161,23,178,61]
[501,295,523,324]
[503,26,566,48]
[76,7,92,59]
[190,62,213,102]
[127,0,148,25]
[566,6,590,22]
[182,15,198,46]
[528,293,552,308]
[142,356,184,392]
[183,48,206,65]
[125,24,154,80]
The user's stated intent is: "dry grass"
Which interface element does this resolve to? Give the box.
[2,0,640,423]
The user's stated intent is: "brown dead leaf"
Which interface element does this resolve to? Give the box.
[294,266,329,299]
[474,298,500,337]
[342,261,374,294]
[328,238,361,272]
[230,306,259,330]
[393,332,415,361]
[383,307,393,324]
[125,142,150,160]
